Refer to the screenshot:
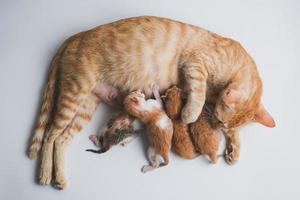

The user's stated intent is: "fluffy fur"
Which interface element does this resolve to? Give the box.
[27,16,275,189]
[87,113,137,153]
[163,86,220,163]
[124,88,173,173]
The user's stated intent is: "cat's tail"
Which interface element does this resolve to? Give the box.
[27,41,67,159]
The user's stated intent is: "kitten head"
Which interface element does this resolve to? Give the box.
[214,87,275,129]
[123,90,146,118]
[162,86,185,120]
[96,114,135,151]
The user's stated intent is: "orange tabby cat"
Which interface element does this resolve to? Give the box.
[27,16,275,189]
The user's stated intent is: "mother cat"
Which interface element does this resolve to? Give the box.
[28,16,275,189]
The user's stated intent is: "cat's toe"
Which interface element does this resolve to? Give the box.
[39,167,52,185]
[39,175,52,185]
[224,144,239,165]
[53,178,67,190]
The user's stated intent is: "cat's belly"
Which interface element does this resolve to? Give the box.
[102,62,180,97]
[95,64,179,107]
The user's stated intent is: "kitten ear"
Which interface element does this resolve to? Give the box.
[254,105,276,128]
[222,88,240,105]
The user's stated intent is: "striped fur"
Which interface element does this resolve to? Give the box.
[28,16,274,189]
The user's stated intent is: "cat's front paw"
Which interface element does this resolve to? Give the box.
[181,105,199,124]
[224,142,240,165]
[89,134,100,147]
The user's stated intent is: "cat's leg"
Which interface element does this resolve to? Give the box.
[52,92,100,189]
[224,128,240,164]
[119,132,139,147]
[141,147,165,173]
[38,81,94,185]
[152,84,163,105]
[181,65,208,123]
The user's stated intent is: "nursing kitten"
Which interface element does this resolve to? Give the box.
[124,86,173,173]
[162,86,199,159]
[86,113,137,153]
[28,16,275,188]
[163,86,220,163]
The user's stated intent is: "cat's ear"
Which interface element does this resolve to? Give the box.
[222,88,240,105]
[254,105,276,128]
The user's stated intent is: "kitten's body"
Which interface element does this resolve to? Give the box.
[163,86,220,163]
[27,16,274,189]
[87,113,137,153]
[124,88,173,173]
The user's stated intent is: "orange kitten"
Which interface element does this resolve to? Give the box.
[124,86,173,173]
[163,86,220,163]
[162,86,199,159]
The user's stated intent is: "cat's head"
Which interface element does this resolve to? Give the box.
[213,87,275,129]
[96,114,135,152]
[162,86,184,120]
[124,90,146,118]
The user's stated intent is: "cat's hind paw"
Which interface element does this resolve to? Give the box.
[38,174,52,185]
[141,165,155,173]
[53,176,67,190]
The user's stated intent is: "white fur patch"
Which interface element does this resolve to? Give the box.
[140,99,161,111]
[147,147,164,165]
[156,114,170,129]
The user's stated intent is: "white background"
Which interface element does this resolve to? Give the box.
[0,0,299,199]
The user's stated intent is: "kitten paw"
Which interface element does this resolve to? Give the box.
[152,84,159,93]
[141,165,155,173]
[224,143,239,165]
[89,134,100,147]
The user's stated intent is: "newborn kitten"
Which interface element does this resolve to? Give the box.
[124,85,173,173]
[163,86,220,163]
[86,113,137,153]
